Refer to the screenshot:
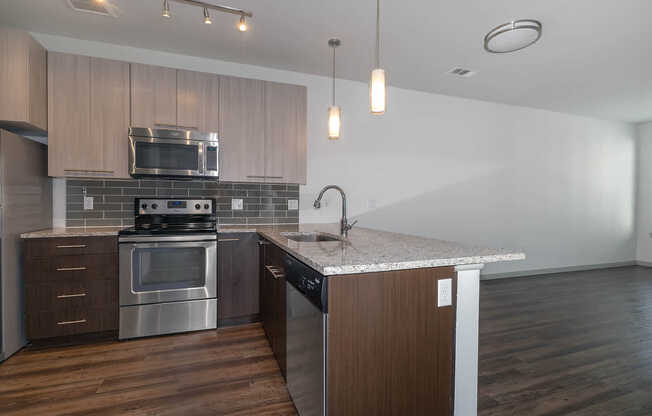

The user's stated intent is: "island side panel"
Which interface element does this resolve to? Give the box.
[327,266,457,416]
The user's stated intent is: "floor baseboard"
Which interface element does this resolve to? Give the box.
[482,261,638,280]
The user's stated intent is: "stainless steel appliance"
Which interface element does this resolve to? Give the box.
[284,253,328,416]
[118,198,217,340]
[0,130,51,362]
[128,128,219,179]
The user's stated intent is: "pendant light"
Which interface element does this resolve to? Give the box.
[328,38,342,140]
[370,0,386,114]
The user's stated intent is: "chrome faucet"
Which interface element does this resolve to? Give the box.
[313,185,357,238]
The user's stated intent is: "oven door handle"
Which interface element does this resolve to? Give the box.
[119,235,217,243]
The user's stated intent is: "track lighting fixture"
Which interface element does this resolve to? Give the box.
[162,0,171,18]
[160,0,252,31]
[203,7,212,24]
[238,15,247,32]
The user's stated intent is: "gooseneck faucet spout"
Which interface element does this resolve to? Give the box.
[313,185,357,238]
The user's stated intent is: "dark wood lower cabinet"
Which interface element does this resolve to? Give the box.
[327,266,457,416]
[259,239,287,378]
[217,233,260,326]
[23,236,118,340]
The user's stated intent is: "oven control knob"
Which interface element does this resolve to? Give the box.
[195,204,201,210]
[204,204,209,210]
[151,204,158,210]
[141,204,147,209]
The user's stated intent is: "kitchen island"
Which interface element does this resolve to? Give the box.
[256,223,524,416]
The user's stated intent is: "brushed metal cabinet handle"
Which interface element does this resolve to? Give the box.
[56,267,87,272]
[57,293,87,299]
[57,319,87,326]
[247,175,266,179]
[218,238,240,242]
[265,265,285,280]
[56,245,87,249]
[64,169,115,173]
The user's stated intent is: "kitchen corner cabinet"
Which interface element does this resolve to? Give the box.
[217,233,260,326]
[259,240,287,378]
[131,63,219,133]
[0,26,47,133]
[219,77,307,184]
[48,53,130,178]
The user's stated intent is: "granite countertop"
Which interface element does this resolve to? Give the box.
[20,227,128,239]
[256,224,525,276]
[20,225,288,239]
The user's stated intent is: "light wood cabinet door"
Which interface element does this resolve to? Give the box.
[0,26,47,132]
[130,63,177,128]
[264,82,307,184]
[48,52,94,177]
[177,70,219,133]
[219,76,266,182]
[90,57,130,178]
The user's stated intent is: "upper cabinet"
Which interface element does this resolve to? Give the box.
[130,63,177,128]
[48,53,130,178]
[177,70,219,132]
[0,26,47,134]
[131,63,219,133]
[219,76,266,182]
[219,77,307,184]
[45,54,306,183]
[264,82,307,184]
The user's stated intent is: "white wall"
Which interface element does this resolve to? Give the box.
[35,33,638,276]
[636,122,652,263]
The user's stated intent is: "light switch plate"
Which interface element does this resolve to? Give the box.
[83,196,94,210]
[438,279,452,307]
[288,199,299,210]
[231,199,243,210]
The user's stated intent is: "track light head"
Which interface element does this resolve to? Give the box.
[238,15,248,32]
[162,0,171,18]
[203,7,212,24]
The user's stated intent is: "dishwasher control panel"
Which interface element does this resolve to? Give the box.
[283,253,328,313]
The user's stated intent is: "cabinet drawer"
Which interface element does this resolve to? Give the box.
[24,236,117,258]
[26,279,117,312]
[27,306,118,339]
[25,253,117,283]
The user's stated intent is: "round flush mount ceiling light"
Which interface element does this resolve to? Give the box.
[484,20,542,53]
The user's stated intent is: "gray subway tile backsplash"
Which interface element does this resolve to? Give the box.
[65,178,300,227]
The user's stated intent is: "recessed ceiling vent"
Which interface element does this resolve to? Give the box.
[448,67,476,78]
[67,0,118,17]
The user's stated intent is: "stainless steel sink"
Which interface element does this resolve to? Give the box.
[281,232,342,242]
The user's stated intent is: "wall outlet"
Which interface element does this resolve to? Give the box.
[368,199,377,209]
[83,196,94,210]
[288,199,299,210]
[231,199,243,210]
[437,279,452,307]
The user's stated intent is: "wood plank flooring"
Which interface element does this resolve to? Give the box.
[2,266,652,415]
[479,266,652,416]
[0,324,297,415]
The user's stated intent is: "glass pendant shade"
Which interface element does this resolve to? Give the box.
[328,105,341,140]
[370,68,386,114]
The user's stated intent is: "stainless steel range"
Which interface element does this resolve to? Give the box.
[118,198,217,340]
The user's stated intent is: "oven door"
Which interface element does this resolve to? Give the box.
[119,236,217,306]
[129,136,204,177]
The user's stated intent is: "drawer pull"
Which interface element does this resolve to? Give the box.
[56,245,87,249]
[218,238,240,242]
[57,293,87,299]
[266,265,285,280]
[56,267,87,272]
[57,319,87,326]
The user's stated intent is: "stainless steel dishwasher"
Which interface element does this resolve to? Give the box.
[284,253,328,416]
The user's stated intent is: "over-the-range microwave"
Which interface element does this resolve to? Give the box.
[128,128,219,179]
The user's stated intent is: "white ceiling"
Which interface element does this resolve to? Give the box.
[1,0,651,123]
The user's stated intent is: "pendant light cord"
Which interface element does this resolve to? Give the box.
[375,0,380,69]
[332,45,336,106]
